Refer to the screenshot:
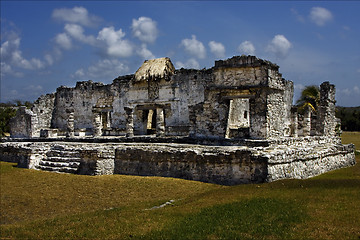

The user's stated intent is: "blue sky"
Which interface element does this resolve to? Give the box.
[1,1,359,106]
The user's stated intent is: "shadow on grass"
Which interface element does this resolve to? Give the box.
[140,198,306,240]
[271,178,360,190]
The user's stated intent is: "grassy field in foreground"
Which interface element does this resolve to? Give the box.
[0,132,359,239]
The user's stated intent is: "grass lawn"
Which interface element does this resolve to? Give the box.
[1,132,359,239]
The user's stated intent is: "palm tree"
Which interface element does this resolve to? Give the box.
[296,85,320,113]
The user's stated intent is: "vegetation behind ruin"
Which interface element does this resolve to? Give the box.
[336,106,360,131]
[1,132,359,239]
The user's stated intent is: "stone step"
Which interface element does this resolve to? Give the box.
[45,156,81,163]
[37,165,78,174]
[39,160,80,168]
[46,150,80,158]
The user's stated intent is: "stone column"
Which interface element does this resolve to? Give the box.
[156,107,165,137]
[303,106,311,137]
[317,82,336,136]
[125,107,134,137]
[66,111,75,137]
[290,107,298,137]
[105,111,111,129]
[92,112,102,137]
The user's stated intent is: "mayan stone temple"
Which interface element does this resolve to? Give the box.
[0,56,356,185]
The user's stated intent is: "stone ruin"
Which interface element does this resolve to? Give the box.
[0,56,355,185]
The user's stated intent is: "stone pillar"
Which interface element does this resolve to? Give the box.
[303,106,311,137]
[147,109,154,130]
[156,107,165,137]
[66,111,75,137]
[317,82,336,136]
[290,107,298,137]
[107,112,111,129]
[92,112,102,137]
[125,107,134,137]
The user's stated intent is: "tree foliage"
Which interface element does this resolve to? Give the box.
[0,106,17,137]
[0,100,33,137]
[336,106,360,131]
[296,85,320,113]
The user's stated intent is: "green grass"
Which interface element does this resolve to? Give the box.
[342,131,360,155]
[1,132,359,239]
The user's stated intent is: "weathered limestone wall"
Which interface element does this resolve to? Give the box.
[10,107,37,138]
[31,93,55,136]
[212,57,293,139]
[51,81,113,131]
[1,138,355,185]
[114,144,268,185]
[264,142,355,181]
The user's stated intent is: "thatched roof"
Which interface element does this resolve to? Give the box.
[134,57,175,82]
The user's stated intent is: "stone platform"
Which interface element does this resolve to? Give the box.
[0,136,355,185]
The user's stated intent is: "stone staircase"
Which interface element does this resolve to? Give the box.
[37,146,81,173]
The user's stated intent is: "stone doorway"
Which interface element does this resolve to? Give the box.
[146,109,157,135]
[225,98,250,138]
[140,107,165,136]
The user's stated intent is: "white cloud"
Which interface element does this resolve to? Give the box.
[340,86,360,96]
[55,33,72,50]
[64,24,96,45]
[97,26,125,45]
[309,7,333,26]
[0,62,12,75]
[55,24,134,58]
[0,37,45,71]
[44,54,54,65]
[208,41,225,58]
[0,62,23,78]
[131,17,158,43]
[175,58,200,69]
[137,44,155,60]
[266,35,292,58]
[24,85,43,93]
[294,84,305,91]
[71,59,129,80]
[340,88,352,96]
[52,6,101,27]
[180,35,206,59]
[72,68,85,78]
[336,86,360,106]
[97,26,133,58]
[291,8,305,23]
[237,41,255,55]
[354,86,360,94]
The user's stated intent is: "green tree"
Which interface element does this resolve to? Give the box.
[336,106,360,131]
[0,106,17,137]
[296,85,320,113]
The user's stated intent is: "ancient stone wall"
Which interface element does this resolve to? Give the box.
[114,144,268,185]
[31,93,55,136]
[0,139,355,185]
[51,81,113,132]
[264,142,355,181]
[10,107,37,138]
